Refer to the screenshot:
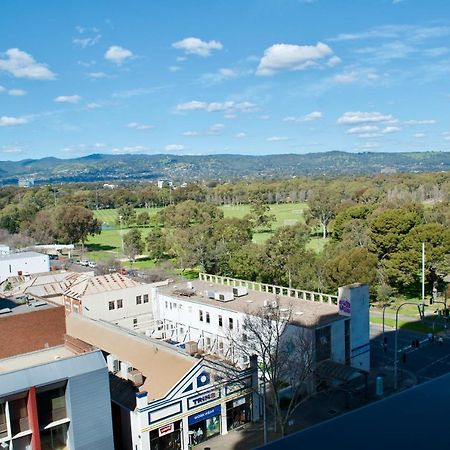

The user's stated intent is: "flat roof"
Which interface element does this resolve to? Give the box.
[0,251,47,261]
[66,314,200,401]
[0,345,76,374]
[0,297,56,316]
[157,279,343,328]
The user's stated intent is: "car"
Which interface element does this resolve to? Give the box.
[79,260,89,266]
[88,261,97,268]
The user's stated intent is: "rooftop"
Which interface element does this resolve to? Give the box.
[64,272,141,299]
[66,313,200,401]
[0,296,56,316]
[157,278,343,328]
[0,345,76,374]
[0,251,48,262]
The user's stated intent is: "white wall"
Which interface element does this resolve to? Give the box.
[0,253,49,283]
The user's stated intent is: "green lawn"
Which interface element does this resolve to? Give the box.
[370,315,444,334]
[88,202,328,262]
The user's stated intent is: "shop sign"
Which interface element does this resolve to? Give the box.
[232,397,246,408]
[188,405,222,426]
[338,298,351,316]
[158,423,174,437]
[188,389,220,409]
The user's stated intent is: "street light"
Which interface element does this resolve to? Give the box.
[381,303,390,352]
[394,302,423,390]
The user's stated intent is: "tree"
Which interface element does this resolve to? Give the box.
[123,229,144,266]
[248,196,275,231]
[27,209,58,244]
[57,206,101,252]
[117,203,136,227]
[228,305,314,438]
[136,211,150,227]
[0,204,21,234]
[146,228,166,261]
[332,205,373,241]
[305,189,339,239]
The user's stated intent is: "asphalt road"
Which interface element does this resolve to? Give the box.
[370,323,450,383]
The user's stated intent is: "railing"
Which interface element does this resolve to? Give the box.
[198,273,338,305]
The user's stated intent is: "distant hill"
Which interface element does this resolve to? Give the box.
[0,151,449,184]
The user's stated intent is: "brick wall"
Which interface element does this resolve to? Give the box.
[0,306,66,359]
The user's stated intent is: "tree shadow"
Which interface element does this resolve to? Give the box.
[86,243,116,252]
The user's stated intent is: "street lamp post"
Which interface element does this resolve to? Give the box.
[394,302,423,390]
[382,303,390,352]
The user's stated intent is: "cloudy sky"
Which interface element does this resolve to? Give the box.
[1,0,450,160]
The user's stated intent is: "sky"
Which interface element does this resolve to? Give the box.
[1,0,450,160]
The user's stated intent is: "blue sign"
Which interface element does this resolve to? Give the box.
[188,405,221,426]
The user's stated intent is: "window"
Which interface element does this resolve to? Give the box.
[229,318,234,330]
[218,315,223,327]
[108,301,115,310]
[165,301,168,309]
[117,299,123,309]
[9,396,29,435]
[206,312,210,324]
[206,337,211,346]
[143,294,149,303]
[199,310,204,322]
[315,325,331,363]
[0,403,8,438]
[136,295,142,305]
[41,422,68,450]
[37,385,67,426]
[133,318,138,327]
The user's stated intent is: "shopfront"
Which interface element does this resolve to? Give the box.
[226,395,251,430]
[188,405,221,446]
[150,420,182,450]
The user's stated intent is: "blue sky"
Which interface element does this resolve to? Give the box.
[1,0,450,160]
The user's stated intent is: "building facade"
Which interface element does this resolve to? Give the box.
[0,252,50,284]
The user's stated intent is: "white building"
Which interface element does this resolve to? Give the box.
[63,272,160,330]
[0,245,10,256]
[150,273,370,374]
[0,252,50,284]
[66,314,259,450]
[0,342,114,449]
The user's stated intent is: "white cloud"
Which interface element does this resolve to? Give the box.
[382,126,401,134]
[176,100,255,113]
[104,45,133,64]
[0,48,55,79]
[172,37,223,57]
[1,144,23,154]
[86,102,101,109]
[346,125,379,135]
[284,111,323,122]
[0,85,5,92]
[333,72,358,84]
[0,116,28,126]
[403,119,436,125]
[413,133,426,138]
[54,95,81,104]
[168,66,181,72]
[127,122,153,130]
[208,123,225,134]
[337,111,394,125]
[182,131,200,136]
[73,35,101,48]
[218,68,236,77]
[256,42,333,76]
[88,71,107,79]
[442,132,450,141]
[165,144,185,151]
[266,136,289,142]
[112,145,148,154]
[235,132,247,138]
[8,89,26,96]
[327,55,342,67]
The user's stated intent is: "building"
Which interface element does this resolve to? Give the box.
[0,252,50,284]
[0,245,10,256]
[66,314,259,450]
[0,297,114,450]
[149,274,370,375]
[157,179,173,189]
[17,177,35,188]
[63,272,159,330]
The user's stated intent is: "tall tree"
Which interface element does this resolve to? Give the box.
[58,206,101,252]
[146,228,166,261]
[123,229,145,266]
[305,189,339,239]
[117,203,136,227]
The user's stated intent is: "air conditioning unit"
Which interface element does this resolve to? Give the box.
[152,330,166,339]
[214,291,234,302]
[185,341,198,356]
[107,354,120,373]
[207,291,216,299]
[233,286,248,297]
[120,361,133,379]
[128,369,144,387]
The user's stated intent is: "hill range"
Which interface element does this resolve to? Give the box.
[0,151,449,184]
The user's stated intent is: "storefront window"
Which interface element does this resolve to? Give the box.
[149,420,181,450]
[226,396,251,430]
[188,405,221,446]
[41,422,69,450]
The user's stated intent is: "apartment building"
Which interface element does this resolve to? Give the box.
[63,273,157,330]
[0,252,50,284]
[149,273,370,374]
[0,297,114,450]
[66,314,259,450]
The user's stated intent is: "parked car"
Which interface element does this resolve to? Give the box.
[88,261,97,268]
[79,260,89,266]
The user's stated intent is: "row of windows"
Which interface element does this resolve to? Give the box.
[200,310,235,329]
[109,299,123,310]
[136,294,149,305]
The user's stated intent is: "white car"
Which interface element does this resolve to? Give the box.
[80,260,89,266]
[88,261,97,268]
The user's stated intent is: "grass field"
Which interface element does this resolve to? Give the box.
[87,203,329,262]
